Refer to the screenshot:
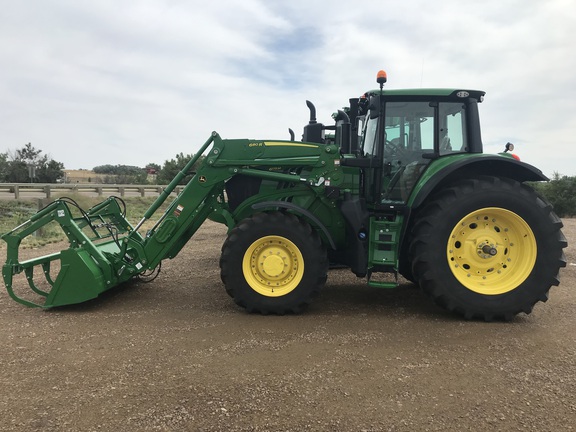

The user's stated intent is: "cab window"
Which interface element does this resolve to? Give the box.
[384,101,434,154]
[439,103,467,154]
[382,101,468,203]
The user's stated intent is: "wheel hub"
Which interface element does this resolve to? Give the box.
[478,242,498,258]
[261,250,288,278]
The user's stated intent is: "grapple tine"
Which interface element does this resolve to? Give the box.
[25,267,50,297]
[42,261,56,286]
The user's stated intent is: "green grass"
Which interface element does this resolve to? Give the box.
[0,200,38,236]
[0,194,171,248]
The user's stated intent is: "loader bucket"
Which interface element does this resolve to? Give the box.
[1,197,139,308]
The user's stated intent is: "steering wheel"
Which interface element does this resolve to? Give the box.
[385,140,406,158]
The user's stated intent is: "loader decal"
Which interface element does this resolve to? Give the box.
[174,205,184,217]
[264,141,319,148]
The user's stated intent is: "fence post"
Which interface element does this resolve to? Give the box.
[14,185,19,199]
[44,185,51,199]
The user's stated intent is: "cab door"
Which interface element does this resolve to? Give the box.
[381,100,469,203]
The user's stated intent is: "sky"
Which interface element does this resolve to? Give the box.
[0,0,575,177]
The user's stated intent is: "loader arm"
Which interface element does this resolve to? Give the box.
[122,132,335,268]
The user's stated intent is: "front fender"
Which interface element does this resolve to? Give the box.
[408,154,548,210]
[251,201,337,249]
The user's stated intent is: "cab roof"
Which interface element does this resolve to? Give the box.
[366,88,486,102]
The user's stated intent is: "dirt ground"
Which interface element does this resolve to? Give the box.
[0,219,575,432]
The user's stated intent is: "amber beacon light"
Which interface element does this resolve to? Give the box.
[377,70,387,85]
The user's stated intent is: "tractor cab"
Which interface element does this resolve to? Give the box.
[346,71,485,206]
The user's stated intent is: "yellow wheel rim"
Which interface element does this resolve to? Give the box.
[447,208,537,295]
[242,235,304,297]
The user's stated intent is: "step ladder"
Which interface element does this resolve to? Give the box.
[367,215,403,288]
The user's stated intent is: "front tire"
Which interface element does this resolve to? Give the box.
[220,212,328,314]
[409,177,567,320]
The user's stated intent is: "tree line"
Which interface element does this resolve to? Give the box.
[0,143,64,183]
[0,144,204,186]
[529,174,576,218]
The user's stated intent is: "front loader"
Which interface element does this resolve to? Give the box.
[1,71,567,320]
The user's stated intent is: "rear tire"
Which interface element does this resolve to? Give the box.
[220,212,328,314]
[409,176,567,321]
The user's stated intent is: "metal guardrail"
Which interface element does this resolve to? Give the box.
[0,183,183,199]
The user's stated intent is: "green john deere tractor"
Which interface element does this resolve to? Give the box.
[1,70,567,320]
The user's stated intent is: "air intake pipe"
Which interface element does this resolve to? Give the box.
[335,110,351,153]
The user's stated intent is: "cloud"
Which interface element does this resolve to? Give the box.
[0,0,574,177]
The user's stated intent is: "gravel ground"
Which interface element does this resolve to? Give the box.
[0,219,575,431]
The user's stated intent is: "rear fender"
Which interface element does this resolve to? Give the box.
[408,155,548,210]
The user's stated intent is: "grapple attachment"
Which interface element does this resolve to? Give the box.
[1,197,142,308]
